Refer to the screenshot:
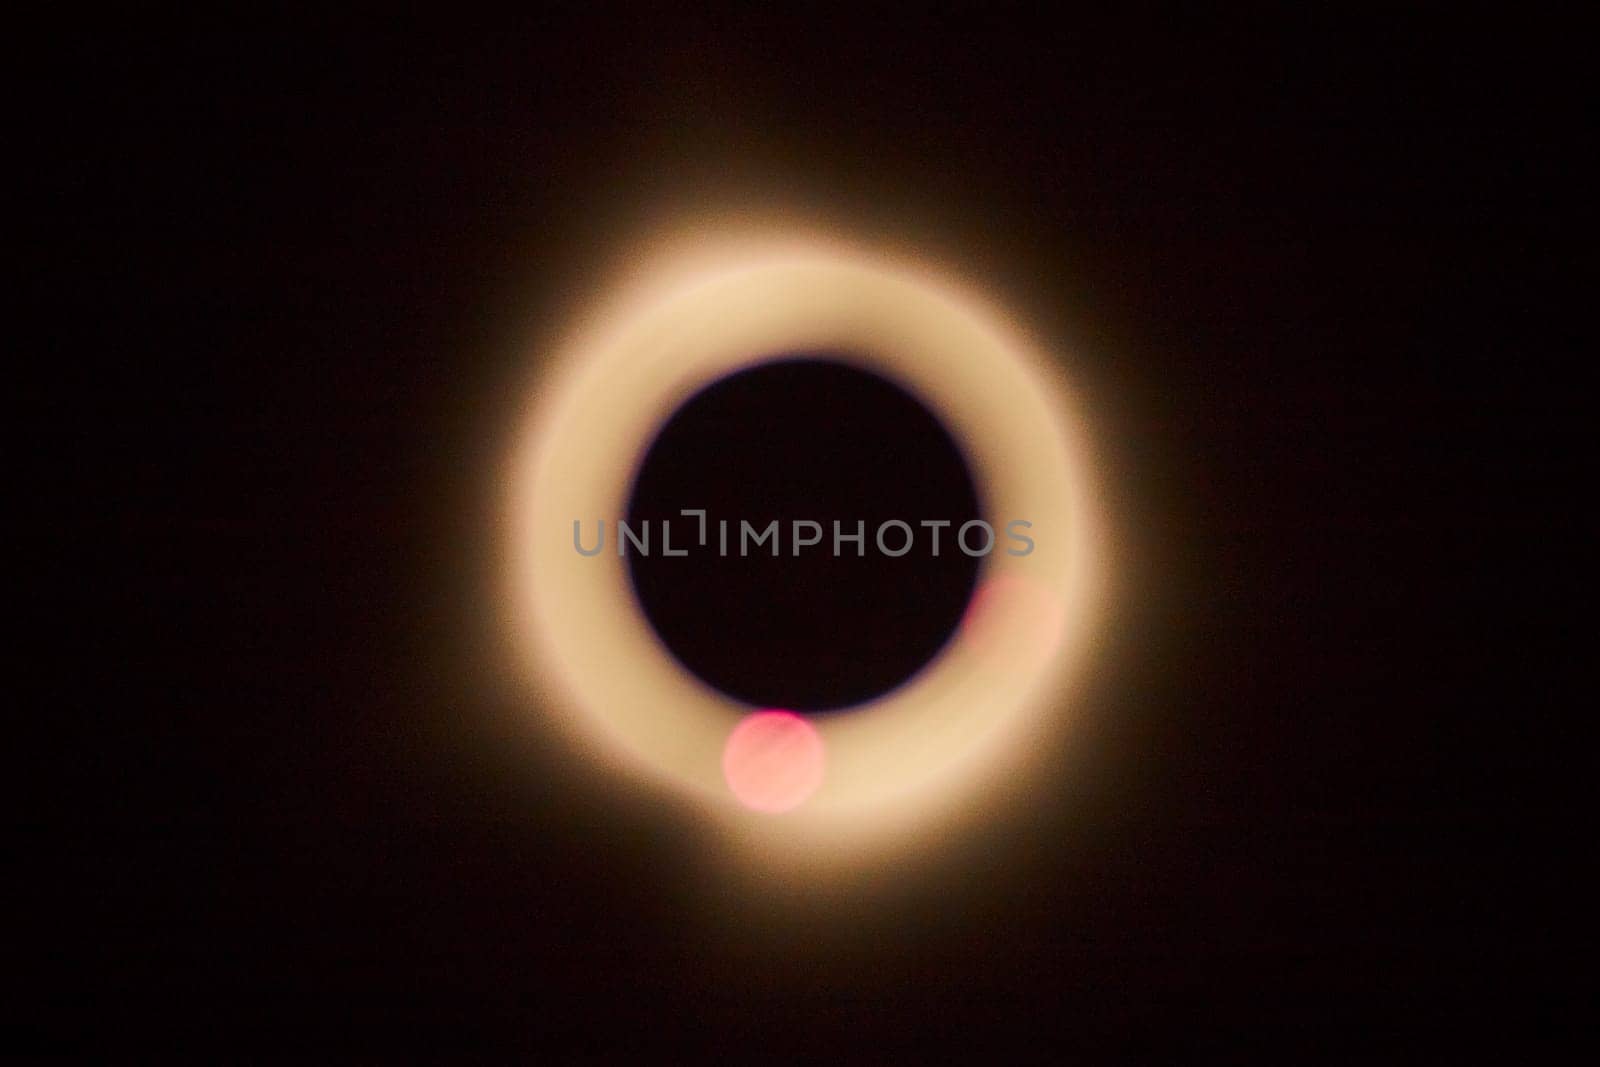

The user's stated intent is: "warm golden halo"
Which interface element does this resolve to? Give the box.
[505,230,1107,849]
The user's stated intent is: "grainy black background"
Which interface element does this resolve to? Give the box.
[20,9,1579,1057]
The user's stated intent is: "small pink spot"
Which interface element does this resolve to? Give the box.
[962,572,1066,661]
[721,710,825,814]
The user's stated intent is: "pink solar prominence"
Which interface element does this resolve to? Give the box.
[721,710,826,814]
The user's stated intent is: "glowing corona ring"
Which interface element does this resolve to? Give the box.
[505,232,1106,845]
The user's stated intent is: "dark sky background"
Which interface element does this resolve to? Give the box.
[20,10,1579,1057]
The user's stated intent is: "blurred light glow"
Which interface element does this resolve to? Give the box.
[503,223,1109,862]
[722,711,826,814]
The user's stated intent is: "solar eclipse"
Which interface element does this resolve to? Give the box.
[504,227,1108,857]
